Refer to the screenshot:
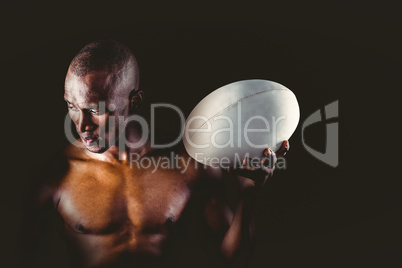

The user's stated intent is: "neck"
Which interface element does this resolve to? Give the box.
[84,140,152,163]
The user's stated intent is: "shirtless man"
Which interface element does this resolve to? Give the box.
[21,40,289,268]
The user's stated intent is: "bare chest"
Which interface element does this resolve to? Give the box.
[56,161,194,235]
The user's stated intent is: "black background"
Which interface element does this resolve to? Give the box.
[1,1,401,267]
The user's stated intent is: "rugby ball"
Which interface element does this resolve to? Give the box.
[183,79,300,168]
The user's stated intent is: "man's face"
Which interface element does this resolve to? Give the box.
[64,70,129,153]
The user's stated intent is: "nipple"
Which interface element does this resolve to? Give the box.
[165,217,175,227]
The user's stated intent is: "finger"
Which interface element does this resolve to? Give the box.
[262,148,277,168]
[238,165,256,172]
[276,140,290,157]
[232,168,264,181]
[261,157,274,169]
[229,163,256,174]
[242,157,250,167]
[263,148,276,159]
[227,166,232,174]
[263,148,272,157]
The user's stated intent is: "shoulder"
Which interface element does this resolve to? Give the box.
[50,139,89,177]
[142,143,211,183]
[169,143,226,186]
[63,139,91,161]
[28,140,87,205]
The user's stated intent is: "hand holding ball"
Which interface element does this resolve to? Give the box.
[183,79,300,168]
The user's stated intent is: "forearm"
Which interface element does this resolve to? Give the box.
[220,188,257,265]
[217,143,285,266]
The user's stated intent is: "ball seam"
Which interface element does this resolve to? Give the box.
[189,89,278,138]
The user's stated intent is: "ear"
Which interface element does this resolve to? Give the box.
[129,90,144,111]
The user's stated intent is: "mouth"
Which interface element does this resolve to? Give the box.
[81,136,99,146]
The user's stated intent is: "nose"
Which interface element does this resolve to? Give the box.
[76,110,95,133]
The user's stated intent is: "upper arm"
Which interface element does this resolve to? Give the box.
[23,153,67,219]
[19,153,68,264]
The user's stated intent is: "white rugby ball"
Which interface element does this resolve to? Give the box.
[183,79,300,167]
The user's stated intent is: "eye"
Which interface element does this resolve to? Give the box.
[89,109,99,115]
[68,105,79,112]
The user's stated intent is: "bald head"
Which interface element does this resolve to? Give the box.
[68,39,139,95]
[65,40,142,114]
[70,39,138,77]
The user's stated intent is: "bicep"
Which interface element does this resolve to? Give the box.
[21,176,57,240]
[20,156,66,260]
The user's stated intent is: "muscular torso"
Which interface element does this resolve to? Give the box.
[51,146,206,268]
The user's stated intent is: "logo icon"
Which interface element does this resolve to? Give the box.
[302,100,339,167]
